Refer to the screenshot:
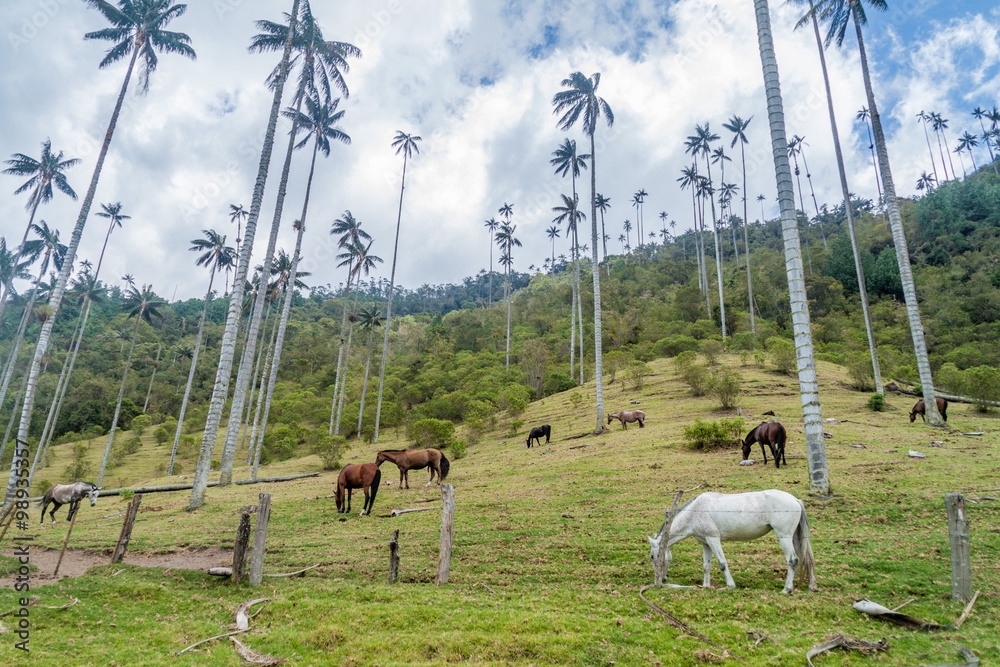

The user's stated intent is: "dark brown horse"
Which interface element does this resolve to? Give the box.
[527,424,551,448]
[375,448,450,489]
[742,421,787,468]
[910,396,948,423]
[608,410,645,430]
[336,463,381,515]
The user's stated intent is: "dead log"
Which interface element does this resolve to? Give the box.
[207,567,233,577]
[263,564,319,578]
[230,636,286,666]
[26,472,320,503]
[232,509,253,585]
[390,507,436,517]
[805,634,888,667]
[388,529,400,584]
[888,381,1000,407]
[248,493,271,587]
[236,597,274,631]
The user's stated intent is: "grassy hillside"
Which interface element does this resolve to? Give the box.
[1,354,997,665]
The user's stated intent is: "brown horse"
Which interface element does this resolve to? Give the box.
[376,448,450,489]
[608,410,645,430]
[336,463,381,515]
[742,421,787,468]
[910,396,948,423]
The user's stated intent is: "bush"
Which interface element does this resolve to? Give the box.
[867,393,885,411]
[652,335,700,358]
[846,354,875,391]
[449,438,467,460]
[312,434,347,470]
[153,426,169,445]
[700,339,723,365]
[603,349,632,383]
[130,414,152,436]
[506,419,525,440]
[683,417,745,450]
[63,443,92,481]
[623,361,651,390]
[766,337,795,375]
[675,352,707,396]
[178,435,197,458]
[708,368,742,409]
[409,418,457,449]
[498,385,532,419]
[962,365,1000,412]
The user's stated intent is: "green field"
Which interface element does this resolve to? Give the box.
[1,355,998,666]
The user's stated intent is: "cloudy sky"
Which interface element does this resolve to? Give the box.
[1,0,998,302]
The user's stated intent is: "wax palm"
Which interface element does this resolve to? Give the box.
[930,112,956,181]
[495,222,521,370]
[0,240,31,306]
[94,201,131,281]
[98,284,165,486]
[355,303,383,437]
[633,188,648,257]
[697,124,725,325]
[915,111,940,184]
[328,211,367,437]
[374,131,420,443]
[551,139,589,370]
[957,132,978,173]
[723,114,756,333]
[972,107,998,173]
[915,172,936,193]
[678,164,709,304]
[483,217,499,307]
[229,203,248,256]
[546,225,561,269]
[595,193,610,262]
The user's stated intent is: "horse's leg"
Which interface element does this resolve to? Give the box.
[360,487,369,516]
[398,468,405,490]
[701,543,714,588]
[704,537,735,588]
[639,417,644,428]
[39,500,48,524]
[759,442,768,465]
[67,500,78,522]
[345,488,352,514]
[50,501,61,523]
[776,534,799,594]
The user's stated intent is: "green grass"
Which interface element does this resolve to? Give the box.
[2,355,998,665]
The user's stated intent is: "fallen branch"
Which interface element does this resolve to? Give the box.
[305,494,337,501]
[569,442,606,450]
[853,593,980,631]
[638,584,740,659]
[112,569,126,577]
[806,634,888,667]
[263,564,320,578]
[967,497,998,503]
[43,597,78,610]
[236,598,274,631]
[27,473,321,502]
[473,582,498,595]
[952,590,980,630]
[207,567,233,577]
[175,629,250,656]
[230,636,286,666]
[960,432,984,437]
[0,596,39,618]
[905,646,980,667]
[683,483,709,493]
[892,598,917,612]
[390,507,436,517]
[887,381,1000,408]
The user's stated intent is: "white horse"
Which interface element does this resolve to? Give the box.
[648,489,817,594]
[38,481,100,523]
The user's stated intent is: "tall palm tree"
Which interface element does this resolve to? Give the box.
[483,217,499,307]
[546,225,561,270]
[723,114,757,335]
[93,202,131,278]
[678,164,709,306]
[857,106,886,198]
[495,221,521,370]
[328,210,369,436]
[786,136,814,276]
[206,3,360,496]
[972,107,997,173]
[551,140,589,379]
[695,123,727,339]
[97,285,164,486]
[915,171,936,193]
[168,230,234,476]
[595,193,610,263]
[553,194,584,376]
[552,71,613,435]
[374,131,420,443]
[633,188,648,260]
[930,112,957,182]
[355,303,383,438]
[334,241,381,434]
[228,203,248,264]
[1,139,79,329]
[794,0,882,392]
[915,111,940,184]
[811,0,943,426]
[754,0,829,493]
[957,132,978,174]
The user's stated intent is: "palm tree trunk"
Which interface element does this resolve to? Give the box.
[0,300,34,418]
[704,160,727,339]
[576,246,584,383]
[934,128,950,181]
[334,304,359,435]
[243,303,271,464]
[374,151,410,444]
[920,119,939,184]
[0,372,28,466]
[569,236,576,379]
[588,133,605,434]
[247,305,280,470]
[850,0,941,425]
[755,0,829,495]
[739,144,756,336]
[357,321,377,437]
[98,313,142,487]
[329,262,355,436]
[487,241,493,309]
[808,0,881,393]
[168,264,216,476]
[188,0,300,510]
[142,343,162,413]
[505,264,512,370]
[792,161,814,276]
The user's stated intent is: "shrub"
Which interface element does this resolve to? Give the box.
[409,418,457,450]
[153,426,169,445]
[312,435,348,470]
[962,365,1000,412]
[498,384,532,419]
[766,337,795,375]
[708,368,742,409]
[506,420,525,440]
[130,414,152,436]
[603,349,632,383]
[683,417,745,450]
[675,352,707,396]
[178,435,197,458]
[846,354,875,391]
[449,438,467,460]
[63,443,92,481]
[700,339,724,365]
[123,435,142,455]
[569,392,584,410]
[867,393,885,411]
[652,335,699,358]
[463,400,495,447]
[624,361,651,390]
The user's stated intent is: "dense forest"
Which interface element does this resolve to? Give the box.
[2,166,998,469]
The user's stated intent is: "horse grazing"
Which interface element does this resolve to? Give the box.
[526,424,551,448]
[608,410,645,430]
[376,448,450,489]
[336,463,381,516]
[648,490,817,594]
[38,481,100,524]
[742,421,787,468]
[910,396,948,423]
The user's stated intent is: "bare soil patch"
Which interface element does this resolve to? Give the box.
[2,547,232,588]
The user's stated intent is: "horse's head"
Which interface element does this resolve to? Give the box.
[741,425,758,459]
[88,484,100,506]
[648,534,670,584]
[375,452,386,467]
[607,413,616,425]
[909,409,917,423]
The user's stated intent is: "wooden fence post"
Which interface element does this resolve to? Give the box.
[111,493,142,564]
[436,484,454,585]
[0,504,16,545]
[945,493,972,602]
[53,509,80,577]
[654,490,685,588]
[248,493,271,587]
[389,529,400,584]
[232,508,254,585]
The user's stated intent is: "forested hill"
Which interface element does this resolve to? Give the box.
[1,168,998,455]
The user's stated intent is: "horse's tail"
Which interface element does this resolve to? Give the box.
[439,454,450,482]
[794,501,818,592]
[335,481,343,512]
[369,468,381,511]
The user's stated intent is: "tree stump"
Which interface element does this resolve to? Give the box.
[389,529,400,584]
[436,484,454,585]
[111,493,142,564]
[248,493,271,587]
[232,509,253,585]
[945,493,972,601]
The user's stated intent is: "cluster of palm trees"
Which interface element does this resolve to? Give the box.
[916,107,1000,190]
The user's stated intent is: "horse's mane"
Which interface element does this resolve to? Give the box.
[377,449,406,453]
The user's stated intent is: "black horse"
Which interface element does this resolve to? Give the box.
[742,421,787,469]
[527,424,551,448]
[910,397,948,423]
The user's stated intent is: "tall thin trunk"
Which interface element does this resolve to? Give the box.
[247,305,280,470]
[142,343,162,413]
[850,0,941,425]
[799,150,827,249]
[505,263,512,370]
[575,229,584,383]
[864,115,886,198]
[0,201,42,331]
[808,0,881,394]
[334,293,361,435]
[168,264,216,476]
[356,320,378,437]
[0,371,28,465]
[920,118,940,184]
[755,0,828,494]
[487,239,493,309]
[98,313,143,487]
[0,297,35,417]
[933,126,950,182]
[329,259,355,436]
[374,151,410,444]
[791,158,814,276]
[242,304,270,464]
[940,126,957,181]
[569,233,576,379]
[588,132,605,435]
[188,0,300,510]
[704,157,726,338]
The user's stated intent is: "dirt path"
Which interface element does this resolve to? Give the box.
[2,547,232,589]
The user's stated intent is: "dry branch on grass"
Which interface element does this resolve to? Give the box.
[175,598,275,657]
[638,585,739,658]
[805,634,888,667]
[231,636,286,665]
[853,592,979,631]
[390,507,436,517]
